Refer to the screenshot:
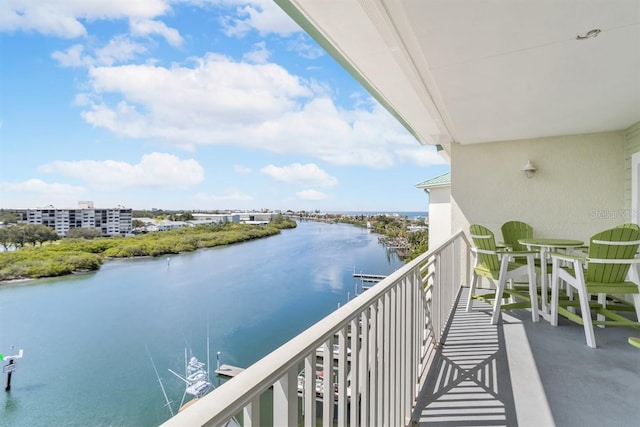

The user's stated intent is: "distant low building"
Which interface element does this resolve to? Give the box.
[237,212,276,223]
[16,201,133,237]
[191,213,240,224]
[145,220,188,232]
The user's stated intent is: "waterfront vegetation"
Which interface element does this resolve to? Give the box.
[336,214,428,261]
[0,208,427,281]
[0,217,296,282]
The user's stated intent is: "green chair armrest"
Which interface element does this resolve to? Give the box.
[506,251,537,262]
[549,251,586,263]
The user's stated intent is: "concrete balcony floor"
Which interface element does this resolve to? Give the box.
[413,288,640,426]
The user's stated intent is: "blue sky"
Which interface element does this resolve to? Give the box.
[0,0,448,212]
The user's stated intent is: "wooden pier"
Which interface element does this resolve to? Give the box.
[352,273,386,283]
[215,364,245,378]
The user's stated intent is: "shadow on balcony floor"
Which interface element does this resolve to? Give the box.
[413,288,640,427]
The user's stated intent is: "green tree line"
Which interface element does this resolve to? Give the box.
[0,224,59,249]
[0,218,296,282]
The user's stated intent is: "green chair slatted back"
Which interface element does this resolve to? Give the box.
[586,227,640,284]
[470,224,500,273]
[501,221,533,252]
[615,223,640,232]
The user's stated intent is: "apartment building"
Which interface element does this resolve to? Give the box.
[17,202,133,237]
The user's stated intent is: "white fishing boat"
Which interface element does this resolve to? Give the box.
[147,331,240,426]
[168,350,215,410]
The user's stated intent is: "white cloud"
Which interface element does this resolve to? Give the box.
[221,0,300,37]
[243,41,270,64]
[38,152,204,190]
[288,35,324,60]
[78,54,429,168]
[94,36,149,66]
[0,0,171,38]
[52,44,88,67]
[53,37,148,68]
[0,179,86,205]
[260,163,337,187]
[129,18,183,47]
[296,189,331,201]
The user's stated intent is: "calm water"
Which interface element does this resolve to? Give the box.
[0,222,402,426]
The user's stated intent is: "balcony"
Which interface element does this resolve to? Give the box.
[161,232,640,426]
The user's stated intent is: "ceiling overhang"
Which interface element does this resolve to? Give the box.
[276,0,640,150]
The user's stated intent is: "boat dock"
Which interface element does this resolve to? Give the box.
[353,272,386,291]
[215,364,245,378]
[214,348,347,380]
[353,273,386,283]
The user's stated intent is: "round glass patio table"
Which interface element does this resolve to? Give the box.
[518,238,584,320]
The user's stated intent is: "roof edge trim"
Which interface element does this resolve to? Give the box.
[275,0,428,145]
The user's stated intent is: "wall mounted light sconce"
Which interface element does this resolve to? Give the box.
[522,160,537,178]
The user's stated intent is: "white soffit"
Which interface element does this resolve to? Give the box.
[277,0,640,146]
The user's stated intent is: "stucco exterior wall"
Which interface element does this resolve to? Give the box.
[624,121,640,209]
[426,186,451,249]
[451,131,627,241]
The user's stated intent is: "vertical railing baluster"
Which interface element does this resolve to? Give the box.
[273,366,298,427]
[444,246,450,324]
[360,308,370,427]
[368,303,377,426]
[350,316,360,427]
[376,298,384,425]
[243,397,260,427]
[403,273,412,423]
[395,284,402,426]
[410,268,418,404]
[382,292,391,426]
[434,252,442,344]
[417,263,424,396]
[453,238,460,292]
[322,338,334,427]
[337,327,348,427]
[397,279,404,426]
[304,354,316,427]
[388,287,396,426]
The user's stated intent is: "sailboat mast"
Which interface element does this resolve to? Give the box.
[184,347,188,378]
[207,319,211,378]
[145,345,174,417]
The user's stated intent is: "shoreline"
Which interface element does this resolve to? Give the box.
[0,222,298,285]
[0,277,36,286]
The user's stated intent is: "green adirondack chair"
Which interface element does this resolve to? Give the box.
[596,223,640,312]
[501,221,533,252]
[616,223,640,232]
[467,224,539,324]
[549,227,640,348]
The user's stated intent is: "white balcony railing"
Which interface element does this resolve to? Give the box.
[162,230,471,427]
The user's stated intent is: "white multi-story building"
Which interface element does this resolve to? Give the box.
[17,202,133,237]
